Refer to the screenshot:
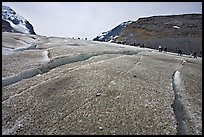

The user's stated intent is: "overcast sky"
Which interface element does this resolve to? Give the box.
[2,2,202,39]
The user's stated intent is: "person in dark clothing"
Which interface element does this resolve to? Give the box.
[140,43,144,48]
[164,47,167,52]
[178,50,182,56]
[158,46,162,52]
[193,52,197,58]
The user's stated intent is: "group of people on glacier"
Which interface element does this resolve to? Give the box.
[158,45,198,58]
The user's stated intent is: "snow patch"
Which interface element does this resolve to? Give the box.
[173,26,180,29]
[42,50,50,63]
[114,35,118,39]
[173,71,181,92]
[7,19,30,34]
[120,20,133,26]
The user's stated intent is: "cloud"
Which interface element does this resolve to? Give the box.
[2,2,202,39]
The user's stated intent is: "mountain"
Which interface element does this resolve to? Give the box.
[93,20,133,42]
[93,14,202,57]
[2,5,36,35]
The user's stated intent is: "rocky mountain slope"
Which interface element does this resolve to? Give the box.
[2,32,202,135]
[93,20,133,42]
[93,14,202,57]
[2,5,36,35]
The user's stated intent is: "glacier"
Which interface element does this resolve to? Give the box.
[2,32,202,135]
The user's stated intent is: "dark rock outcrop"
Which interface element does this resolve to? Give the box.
[2,19,18,33]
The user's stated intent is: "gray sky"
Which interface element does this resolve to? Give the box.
[2,2,202,39]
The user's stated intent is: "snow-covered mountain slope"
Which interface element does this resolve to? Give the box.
[93,20,133,42]
[2,32,202,135]
[2,5,36,34]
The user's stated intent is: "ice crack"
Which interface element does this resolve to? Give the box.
[171,70,189,135]
[2,50,141,88]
